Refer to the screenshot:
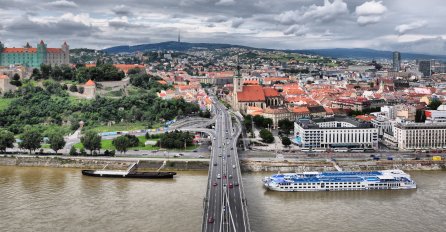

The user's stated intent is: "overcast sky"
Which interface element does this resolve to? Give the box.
[0,0,445,54]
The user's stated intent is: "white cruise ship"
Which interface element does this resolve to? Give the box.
[263,170,416,192]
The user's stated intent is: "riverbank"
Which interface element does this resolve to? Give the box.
[0,155,209,171]
[240,159,446,172]
[1,155,445,172]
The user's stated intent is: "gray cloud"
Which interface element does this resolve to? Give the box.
[355,1,387,26]
[283,25,308,36]
[231,17,244,28]
[277,0,349,25]
[112,5,133,16]
[0,0,443,55]
[45,0,78,8]
[395,20,427,35]
[215,0,236,6]
[6,14,99,37]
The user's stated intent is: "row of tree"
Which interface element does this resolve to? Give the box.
[30,63,125,83]
[0,127,66,154]
[157,130,194,149]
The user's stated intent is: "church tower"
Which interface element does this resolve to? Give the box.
[232,56,243,110]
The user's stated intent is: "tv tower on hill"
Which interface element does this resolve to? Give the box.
[178,30,181,43]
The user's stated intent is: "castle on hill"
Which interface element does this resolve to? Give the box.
[0,40,70,68]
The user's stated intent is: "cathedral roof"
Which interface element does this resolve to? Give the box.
[237,85,265,102]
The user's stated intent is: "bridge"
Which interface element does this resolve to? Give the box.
[180,99,251,231]
[194,98,251,232]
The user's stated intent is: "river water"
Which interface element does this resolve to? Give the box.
[0,167,445,232]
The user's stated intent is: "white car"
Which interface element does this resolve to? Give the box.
[217,174,221,179]
[232,165,236,169]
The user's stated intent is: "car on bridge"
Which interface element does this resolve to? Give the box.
[217,174,221,179]
[229,183,233,188]
[208,217,214,223]
[213,182,218,186]
[234,181,239,186]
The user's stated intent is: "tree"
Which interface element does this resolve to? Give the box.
[10,73,22,86]
[0,129,15,153]
[69,85,78,92]
[80,131,101,155]
[79,147,87,156]
[278,119,294,133]
[428,98,442,110]
[281,137,292,147]
[112,135,130,154]
[259,129,274,143]
[69,146,77,156]
[48,131,66,155]
[19,126,43,154]
[31,68,42,80]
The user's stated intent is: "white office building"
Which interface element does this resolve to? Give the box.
[294,117,379,149]
[390,122,446,150]
[371,115,394,137]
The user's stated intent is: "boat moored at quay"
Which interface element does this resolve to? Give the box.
[263,170,416,192]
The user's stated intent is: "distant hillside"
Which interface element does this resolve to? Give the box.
[102,41,254,54]
[103,42,446,60]
[290,48,446,60]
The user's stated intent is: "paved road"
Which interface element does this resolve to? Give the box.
[202,98,250,232]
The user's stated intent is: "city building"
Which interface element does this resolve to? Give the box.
[425,105,446,123]
[294,116,378,149]
[419,60,432,77]
[262,107,294,129]
[0,41,69,68]
[232,74,283,112]
[392,51,401,72]
[387,122,446,150]
[371,115,394,137]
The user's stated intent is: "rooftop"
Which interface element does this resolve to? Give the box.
[296,116,375,129]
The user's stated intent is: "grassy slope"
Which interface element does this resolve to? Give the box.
[0,98,15,111]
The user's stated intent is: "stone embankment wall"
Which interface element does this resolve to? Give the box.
[0,155,209,171]
[241,160,446,172]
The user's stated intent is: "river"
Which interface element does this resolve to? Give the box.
[0,167,445,232]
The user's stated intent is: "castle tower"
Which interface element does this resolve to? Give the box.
[84,79,96,99]
[61,41,70,64]
[37,40,47,65]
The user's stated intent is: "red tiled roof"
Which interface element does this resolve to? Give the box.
[355,115,376,122]
[47,48,63,53]
[290,106,310,114]
[0,74,9,79]
[2,48,37,53]
[85,79,95,86]
[237,85,265,102]
[263,87,280,97]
